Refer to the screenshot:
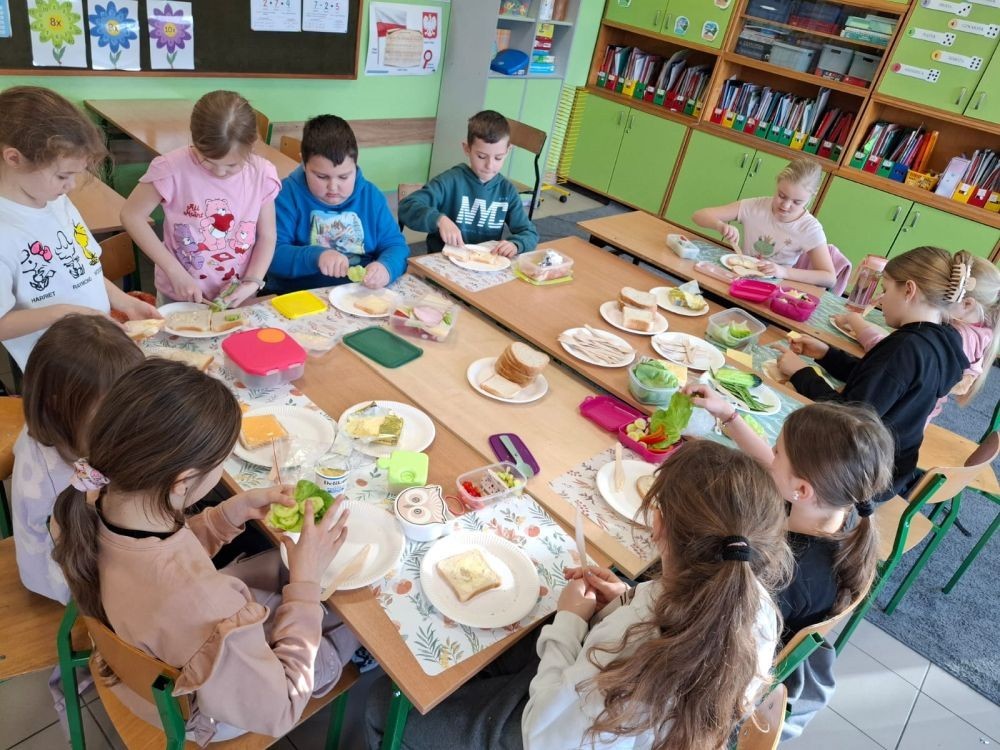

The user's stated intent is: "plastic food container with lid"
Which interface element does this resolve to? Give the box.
[705,309,766,349]
[389,295,459,342]
[729,278,778,304]
[456,461,525,511]
[516,249,574,282]
[222,328,307,388]
[769,287,820,322]
[628,358,680,406]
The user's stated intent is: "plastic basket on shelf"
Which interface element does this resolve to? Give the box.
[769,42,817,72]
[746,0,793,24]
[736,37,772,61]
[905,169,940,191]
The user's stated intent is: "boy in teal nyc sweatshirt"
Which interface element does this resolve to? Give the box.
[398,110,539,257]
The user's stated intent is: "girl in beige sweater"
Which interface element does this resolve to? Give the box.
[52,359,358,745]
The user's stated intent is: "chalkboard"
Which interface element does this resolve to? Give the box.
[0,0,361,78]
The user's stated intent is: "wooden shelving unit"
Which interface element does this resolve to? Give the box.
[721,52,871,95]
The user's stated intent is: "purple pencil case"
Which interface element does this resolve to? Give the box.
[488,433,541,476]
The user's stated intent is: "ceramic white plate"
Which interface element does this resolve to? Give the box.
[232,406,337,467]
[328,284,401,318]
[419,531,540,629]
[159,302,246,339]
[651,333,725,371]
[445,243,512,272]
[598,301,669,336]
[558,327,635,368]
[338,400,436,457]
[466,357,548,404]
[595,460,654,527]
[720,254,767,277]
[650,286,710,317]
[280,501,404,591]
[711,376,782,416]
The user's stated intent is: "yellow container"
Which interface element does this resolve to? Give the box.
[271,290,327,319]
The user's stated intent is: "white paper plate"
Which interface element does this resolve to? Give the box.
[328,284,401,318]
[338,400,436,457]
[720,254,767,277]
[650,286,710,317]
[558,327,635,368]
[598,301,669,336]
[712,376,782,416]
[651,333,725,371]
[159,302,246,339]
[445,243,512,272]
[829,315,858,341]
[466,357,548,404]
[595,460,654,527]
[232,406,337,467]
[419,531,540,629]
[280,501,404,591]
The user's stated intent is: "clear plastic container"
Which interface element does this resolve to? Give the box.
[456,461,525,511]
[222,328,307,388]
[705,309,766,349]
[628,359,680,406]
[389,295,459,342]
[516,249,574,282]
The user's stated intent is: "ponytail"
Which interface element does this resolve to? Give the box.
[831,512,879,614]
[51,486,107,623]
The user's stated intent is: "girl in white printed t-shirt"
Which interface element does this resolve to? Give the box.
[692,158,837,289]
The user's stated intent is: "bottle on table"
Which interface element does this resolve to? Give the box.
[845,254,888,313]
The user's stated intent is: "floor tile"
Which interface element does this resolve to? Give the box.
[845,620,931,690]
[827,643,920,749]
[782,706,885,749]
[0,669,60,747]
[897,694,997,749]
[921,665,1000,743]
[8,707,109,750]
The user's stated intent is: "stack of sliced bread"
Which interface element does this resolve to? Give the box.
[480,342,550,399]
[618,287,657,332]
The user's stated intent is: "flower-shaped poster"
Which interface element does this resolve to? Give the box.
[28,0,87,67]
[87,0,140,70]
[148,1,194,70]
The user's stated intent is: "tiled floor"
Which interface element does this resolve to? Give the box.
[4,186,999,749]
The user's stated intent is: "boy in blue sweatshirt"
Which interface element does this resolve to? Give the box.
[398,110,538,257]
[269,115,409,293]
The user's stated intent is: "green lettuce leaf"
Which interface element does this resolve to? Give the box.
[647,393,694,449]
[266,479,336,532]
[633,360,679,389]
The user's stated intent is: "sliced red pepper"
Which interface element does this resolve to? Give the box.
[638,428,666,445]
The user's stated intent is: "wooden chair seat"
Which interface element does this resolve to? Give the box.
[873,496,934,560]
[921,425,999,496]
[0,396,24,480]
[735,683,786,750]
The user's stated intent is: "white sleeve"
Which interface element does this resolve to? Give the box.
[0,261,16,318]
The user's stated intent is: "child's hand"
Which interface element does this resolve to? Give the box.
[834,312,864,337]
[437,216,464,247]
[564,566,628,609]
[116,294,162,321]
[777,345,810,377]
[557,577,597,622]
[493,241,518,258]
[221,282,258,308]
[168,271,204,303]
[282,499,350,589]
[318,250,350,277]
[756,260,786,279]
[362,261,390,289]
[224,485,294,527]
[718,222,740,248]
[683,383,734,419]
[788,334,828,360]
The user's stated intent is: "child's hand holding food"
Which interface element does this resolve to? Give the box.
[756,260,786,279]
[224,484,295,526]
[683,383,733,419]
[493,240,518,258]
[363,261,390,289]
[318,249,350,277]
[282,498,350,588]
[833,312,865,338]
[437,215,464,247]
[565,566,628,609]
[777,345,810,377]
[717,221,740,248]
[787,333,828,360]
[557,577,597,623]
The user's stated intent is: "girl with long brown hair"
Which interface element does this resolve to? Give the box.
[121,90,279,307]
[52,359,357,743]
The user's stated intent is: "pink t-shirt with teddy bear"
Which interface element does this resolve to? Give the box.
[141,147,280,300]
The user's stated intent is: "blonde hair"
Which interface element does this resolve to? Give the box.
[957,255,1000,403]
[776,158,822,196]
[0,86,107,171]
[189,90,258,160]
[585,441,792,750]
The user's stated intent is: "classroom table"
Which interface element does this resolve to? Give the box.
[579,211,867,358]
[68,177,126,235]
[84,99,299,178]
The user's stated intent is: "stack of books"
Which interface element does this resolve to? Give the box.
[530,23,556,75]
[840,15,897,47]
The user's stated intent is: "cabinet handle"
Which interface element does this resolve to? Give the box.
[653,9,662,26]
[752,157,762,175]
[891,206,902,222]
[974,91,987,111]
[617,110,624,126]
[740,153,750,169]
[664,13,672,31]
[625,112,635,134]
[908,211,920,229]
[955,87,967,106]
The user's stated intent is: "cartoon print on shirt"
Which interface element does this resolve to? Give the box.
[310,211,364,256]
[19,244,56,292]
[199,198,235,251]
[54,231,85,279]
[73,223,100,266]
[229,221,256,255]
[173,224,206,271]
[752,235,776,258]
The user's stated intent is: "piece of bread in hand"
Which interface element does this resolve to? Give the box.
[495,342,549,387]
[480,373,524,399]
[437,548,501,603]
[240,414,289,450]
[144,347,214,372]
[167,309,212,332]
[622,305,655,332]
[123,319,165,341]
[355,295,390,315]
[210,310,244,332]
[618,287,656,312]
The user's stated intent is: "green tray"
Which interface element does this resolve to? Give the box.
[343,326,422,368]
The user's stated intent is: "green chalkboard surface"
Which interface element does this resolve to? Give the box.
[0,0,360,78]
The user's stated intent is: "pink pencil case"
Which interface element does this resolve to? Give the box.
[729,278,778,304]
[770,288,820,322]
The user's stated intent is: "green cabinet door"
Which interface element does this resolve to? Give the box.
[660,0,732,49]
[608,110,687,213]
[664,130,754,231]
[567,95,627,193]
[738,150,789,200]
[890,205,1000,260]
[604,0,669,32]
[814,177,910,267]
[965,49,1000,125]
[878,1,1000,114]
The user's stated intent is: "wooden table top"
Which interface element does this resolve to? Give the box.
[69,177,126,235]
[579,211,866,358]
[84,99,299,179]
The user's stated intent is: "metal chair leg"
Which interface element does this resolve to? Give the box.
[944,497,1000,594]
[324,689,351,750]
[380,683,412,750]
[57,602,92,750]
[0,481,11,539]
[884,498,961,615]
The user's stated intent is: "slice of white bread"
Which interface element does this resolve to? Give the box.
[443,245,504,266]
[240,414,289,450]
[211,310,244,333]
[495,342,550,387]
[123,319,165,341]
[622,305,655,332]
[167,309,212,332]
[437,548,501,603]
[355,295,390,315]
[480,372,524,399]
[618,287,656,312]
[144,347,214,372]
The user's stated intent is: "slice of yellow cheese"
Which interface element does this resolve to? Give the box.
[240,414,288,450]
[662,361,688,388]
[726,349,754,368]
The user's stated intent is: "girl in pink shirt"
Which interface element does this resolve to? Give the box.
[835,253,1000,422]
[122,91,279,307]
[52,359,357,744]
